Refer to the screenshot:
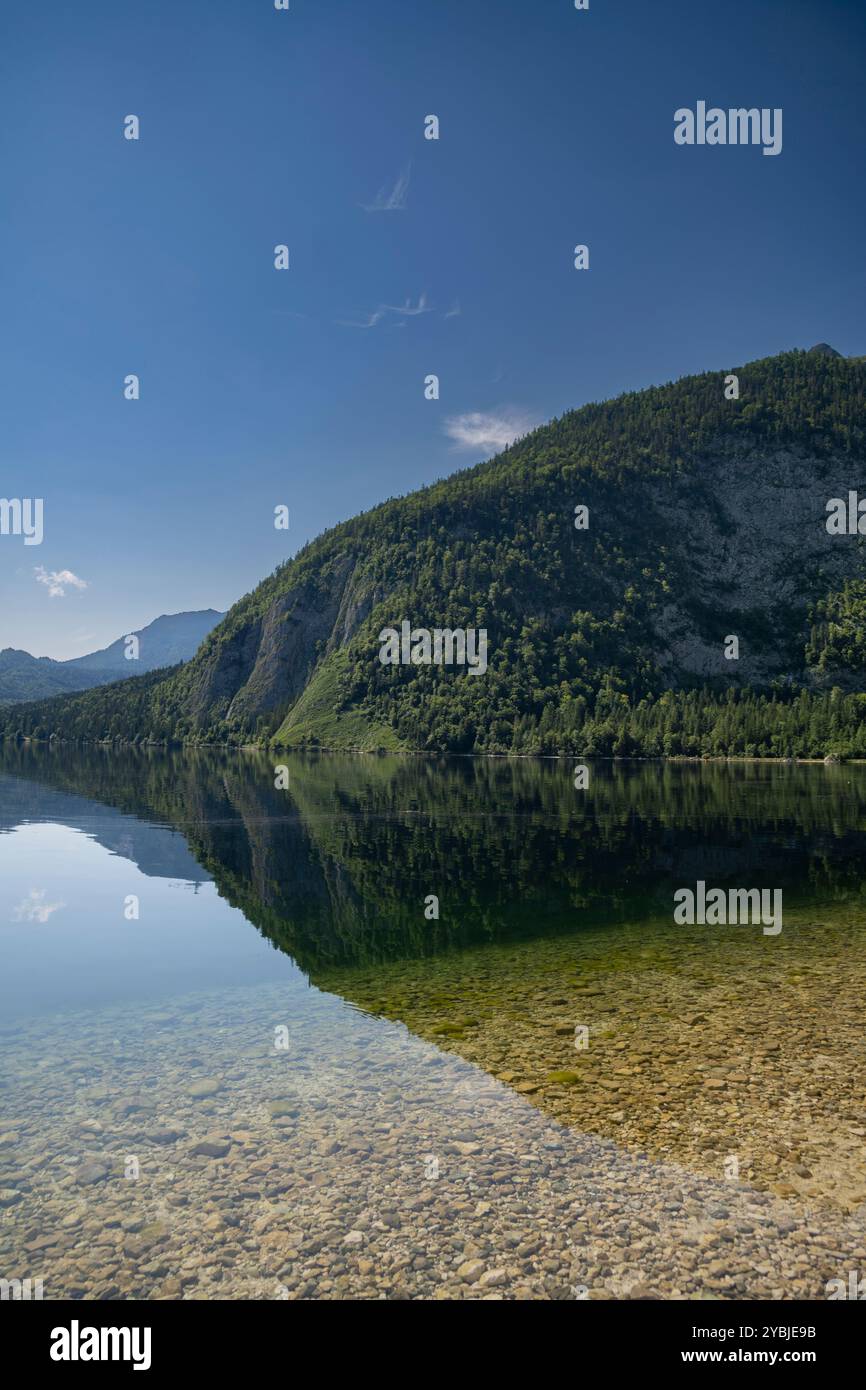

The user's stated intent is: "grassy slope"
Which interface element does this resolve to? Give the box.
[272,650,406,750]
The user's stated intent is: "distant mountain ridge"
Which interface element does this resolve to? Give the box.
[0,610,224,704]
[64,610,225,674]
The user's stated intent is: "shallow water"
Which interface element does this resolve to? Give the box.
[1,746,864,1299]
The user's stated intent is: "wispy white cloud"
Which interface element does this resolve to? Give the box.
[381,293,431,318]
[337,308,387,330]
[34,567,88,599]
[11,889,65,923]
[338,292,432,330]
[361,163,411,213]
[444,409,536,455]
[444,299,462,319]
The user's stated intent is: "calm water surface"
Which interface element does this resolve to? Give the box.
[1,747,865,1299]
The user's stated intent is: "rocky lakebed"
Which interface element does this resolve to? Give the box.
[1,966,865,1301]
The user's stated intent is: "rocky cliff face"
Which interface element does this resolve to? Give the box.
[652,438,861,685]
[174,552,365,729]
[227,553,359,724]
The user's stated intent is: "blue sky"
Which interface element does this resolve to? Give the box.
[2,0,864,658]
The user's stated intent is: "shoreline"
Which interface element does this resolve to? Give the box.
[0,736,855,765]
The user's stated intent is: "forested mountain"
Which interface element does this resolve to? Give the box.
[0,649,110,703]
[3,348,866,758]
[0,610,224,704]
